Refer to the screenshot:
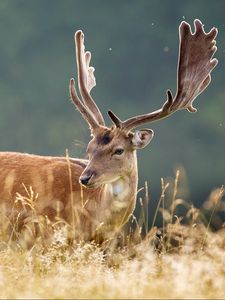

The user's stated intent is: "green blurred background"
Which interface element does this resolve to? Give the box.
[0,0,224,221]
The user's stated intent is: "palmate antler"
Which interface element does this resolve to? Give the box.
[108,19,218,131]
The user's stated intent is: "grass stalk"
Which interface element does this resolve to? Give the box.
[151,178,169,229]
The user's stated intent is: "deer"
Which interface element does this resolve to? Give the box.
[0,19,218,243]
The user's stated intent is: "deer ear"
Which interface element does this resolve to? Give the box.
[132,129,154,149]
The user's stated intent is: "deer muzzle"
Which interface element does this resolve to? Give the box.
[79,170,96,188]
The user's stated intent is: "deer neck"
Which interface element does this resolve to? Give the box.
[97,152,138,235]
[109,166,138,202]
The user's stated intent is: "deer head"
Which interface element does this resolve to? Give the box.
[70,19,218,188]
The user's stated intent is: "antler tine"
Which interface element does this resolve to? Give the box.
[109,19,218,132]
[75,30,105,126]
[69,78,99,130]
[108,110,123,128]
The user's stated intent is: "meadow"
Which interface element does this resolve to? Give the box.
[0,171,224,299]
[0,2,224,299]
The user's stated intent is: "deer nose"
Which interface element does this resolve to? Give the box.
[80,173,93,186]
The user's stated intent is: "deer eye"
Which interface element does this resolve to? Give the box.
[114,148,124,155]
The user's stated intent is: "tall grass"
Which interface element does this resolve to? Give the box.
[0,171,224,299]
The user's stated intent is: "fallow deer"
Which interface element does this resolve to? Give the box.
[0,19,218,242]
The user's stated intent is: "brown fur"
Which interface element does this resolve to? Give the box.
[0,152,106,240]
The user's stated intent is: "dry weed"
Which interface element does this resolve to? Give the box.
[0,171,224,299]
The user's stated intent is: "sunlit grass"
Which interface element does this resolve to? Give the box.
[0,171,224,299]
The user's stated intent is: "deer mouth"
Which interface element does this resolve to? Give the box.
[79,174,101,189]
[81,181,102,189]
[80,174,121,189]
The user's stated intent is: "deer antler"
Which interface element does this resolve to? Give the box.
[108,19,218,131]
[70,30,105,130]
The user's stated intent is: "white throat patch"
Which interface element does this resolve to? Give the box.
[110,178,129,198]
[112,181,124,196]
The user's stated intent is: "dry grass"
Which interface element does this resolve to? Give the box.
[0,172,225,299]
